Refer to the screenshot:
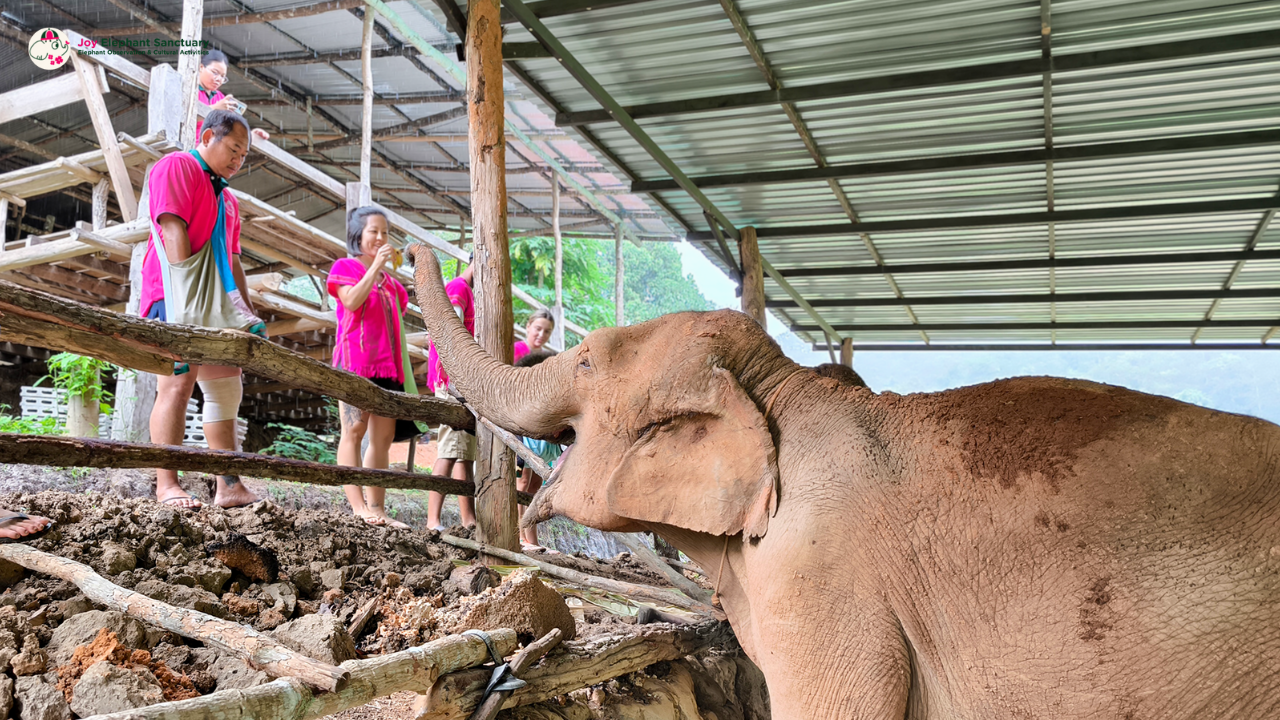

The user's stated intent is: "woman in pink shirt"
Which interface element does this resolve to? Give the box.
[512,308,555,364]
[327,207,412,529]
[197,50,269,141]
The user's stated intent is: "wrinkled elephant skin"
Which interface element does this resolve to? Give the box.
[411,246,1280,719]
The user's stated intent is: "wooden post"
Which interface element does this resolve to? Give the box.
[306,96,314,153]
[112,64,180,444]
[551,169,565,351]
[70,54,137,222]
[738,226,765,326]
[840,337,853,367]
[176,0,204,148]
[91,178,109,230]
[0,197,7,251]
[614,223,624,326]
[467,0,519,556]
[359,7,375,204]
[65,371,100,438]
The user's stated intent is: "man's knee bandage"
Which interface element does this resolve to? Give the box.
[199,376,243,424]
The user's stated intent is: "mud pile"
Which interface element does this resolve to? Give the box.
[0,485,767,719]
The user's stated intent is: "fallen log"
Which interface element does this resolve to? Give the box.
[416,622,723,720]
[468,628,563,720]
[0,281,474,430]
[613,533,713,604]
[0,435,534,501]
[82,628,518,720]
[438,534,721,617]
[0,544,350,693]
[666,558,707,577]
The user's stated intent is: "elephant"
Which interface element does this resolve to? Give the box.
[411,247,1280,719]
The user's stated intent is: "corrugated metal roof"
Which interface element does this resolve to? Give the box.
[502,0,1280,347]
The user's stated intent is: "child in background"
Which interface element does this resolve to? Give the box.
[514,350,562,552]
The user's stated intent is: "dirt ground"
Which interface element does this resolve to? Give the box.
[0,464,763,720]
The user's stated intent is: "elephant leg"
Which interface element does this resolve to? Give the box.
[751,607,912,719]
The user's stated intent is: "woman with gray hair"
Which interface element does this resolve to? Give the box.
[325,207,413,529]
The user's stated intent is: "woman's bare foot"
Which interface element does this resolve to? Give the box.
[368,507,410,530]
[212,475,262,508]
[156,483,203,509]
[0,511,52,542]
[354,508,388,527]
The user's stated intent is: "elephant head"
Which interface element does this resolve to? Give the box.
[412,246,800,540]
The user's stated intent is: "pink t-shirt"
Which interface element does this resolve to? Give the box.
[194,87,225,139]
[427,276,475,392]
[513,341,532,365]
[327,257,409,383]
[139,151,242,316]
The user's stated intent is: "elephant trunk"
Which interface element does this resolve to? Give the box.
[411,245,577,438]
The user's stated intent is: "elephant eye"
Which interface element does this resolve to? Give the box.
[578,356,591,370]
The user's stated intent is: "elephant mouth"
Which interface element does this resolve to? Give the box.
[544,442,575,487]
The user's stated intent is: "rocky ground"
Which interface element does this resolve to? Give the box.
[0,466,769,719]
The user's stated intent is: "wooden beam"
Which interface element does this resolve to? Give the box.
[0,543,350,692]
[71,222,133,259]
[0,73,84,125]
[81,628,517,720]
[71,53,138,221]
[737,226,765,326]
[92,0,366,36]
[64,30,152,89]
[0,435,532,498]
[551,169,564,351]
[0,280,476,429]
[0,221,147,273]
[468,0,519,558]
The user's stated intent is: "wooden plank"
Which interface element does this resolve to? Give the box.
[71,222,133,259]
[252,133,345,197]
[738,225,765,326]
[264,317,329,336]
[0,198,6,251]
[91,179,109,229]
[55,157,105,186]
[241,239,325,278]
[71,53,138,222]
[250,289,336,325]
[63,29,152,89]
[467,0,520,558]
[0,73,84,125]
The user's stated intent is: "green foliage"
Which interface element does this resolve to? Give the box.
[509,236,711,344]
[260,423,337,464]
[0,406,63,435]
[38,353,113,411]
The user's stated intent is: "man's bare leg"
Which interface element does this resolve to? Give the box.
[199,365,260,508]
[455,460,476,528]
[427,458,455,530]
[151,369,201,508]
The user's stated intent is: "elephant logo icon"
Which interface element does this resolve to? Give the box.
[28,28,70,70]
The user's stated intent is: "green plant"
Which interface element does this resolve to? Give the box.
[38,352,113,413]
[260,423,337,464]
[0,405,63,435]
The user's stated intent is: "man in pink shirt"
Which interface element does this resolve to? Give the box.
[426,259,477,531]
[143,109,261,510]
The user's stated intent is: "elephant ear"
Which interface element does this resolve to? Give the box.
[605,366,779,540]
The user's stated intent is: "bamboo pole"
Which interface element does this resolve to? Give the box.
[437,534,720,616]
[467,0,519,558]
[81,628,518,720]
[0,281,475,429]
[551,169,565,351]
[612,533,712,604]
[416,623,717,720]
[0,435,532,500]
[359,7,375,205]
[614,223,624,326]
[0,544,350,692]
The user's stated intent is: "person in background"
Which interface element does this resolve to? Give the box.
[142,109,262,510]
[513,350,562,553]
[196,50,270,142]
[513,308,555,364]
[425,258,477,532]
[327,207,414,530]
